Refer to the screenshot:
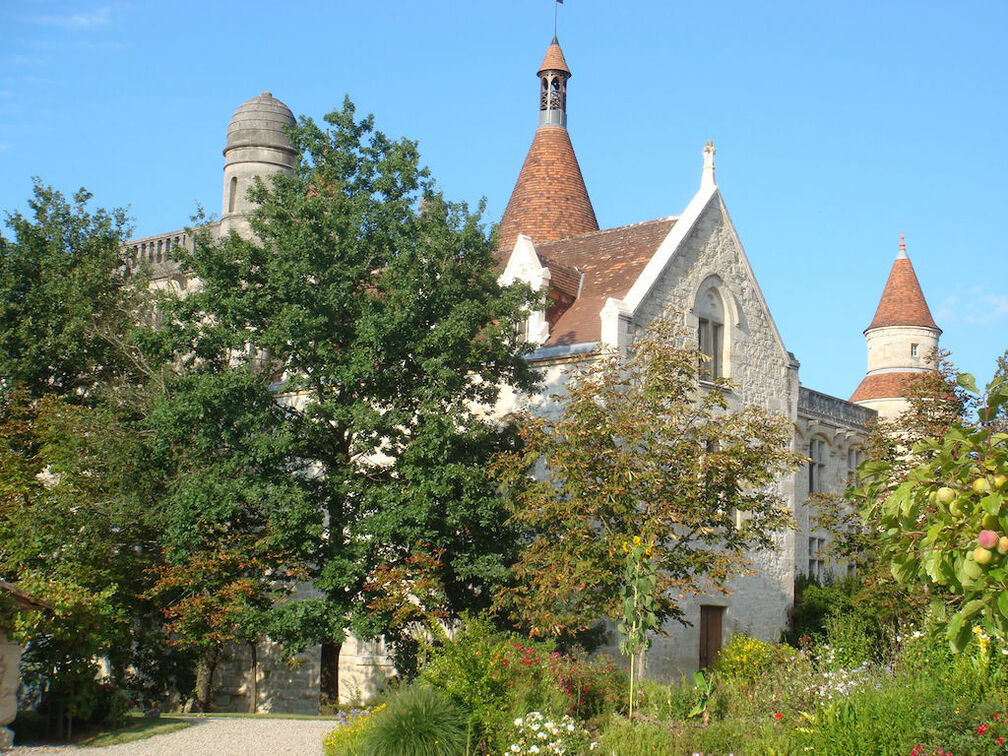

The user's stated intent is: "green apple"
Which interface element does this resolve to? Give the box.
[975,546,994,565]
[974,478,992,495]
[937,487,957,505]
[995,474,1007,490]
[997,536,1008,555]
[950,500,964,517]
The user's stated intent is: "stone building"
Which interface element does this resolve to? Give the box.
[124,36,939,708]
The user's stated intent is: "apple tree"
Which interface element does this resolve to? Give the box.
[853,370,1008,651]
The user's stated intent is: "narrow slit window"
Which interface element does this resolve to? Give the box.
[228,176,238,213]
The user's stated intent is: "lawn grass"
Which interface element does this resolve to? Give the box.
[74,715,193,747]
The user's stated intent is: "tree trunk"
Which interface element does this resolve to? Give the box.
[248,641,258,714]
[320,641,341,707]
[193,647,221,712]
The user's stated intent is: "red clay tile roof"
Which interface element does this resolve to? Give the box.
[540,256,582,299]
[866,256,939,332]
[539,38,571,75]
[534,217,678,346]
[498,126,599,252]
[850,371,924,403]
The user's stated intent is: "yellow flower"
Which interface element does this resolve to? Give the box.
[633,535,642,545]
[622,541,629,553]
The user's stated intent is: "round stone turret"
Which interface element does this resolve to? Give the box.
[850,234,941,419]
[220,91,297,235]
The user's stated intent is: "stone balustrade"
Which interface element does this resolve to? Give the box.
[798,386,875,429]
[125,229,192,268]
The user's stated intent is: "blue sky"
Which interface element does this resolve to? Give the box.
[1,1,1005,400]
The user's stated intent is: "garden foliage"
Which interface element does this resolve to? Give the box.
[493,317,801,639]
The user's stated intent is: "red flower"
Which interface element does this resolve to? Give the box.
[979,723,990,735]
[773,713,783,720]
[997,737,1004,745]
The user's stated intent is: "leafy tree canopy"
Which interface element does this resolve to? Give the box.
[160,98,540,652]
[853,366,1008,651]
[0,182,144,400]
[492,317,801,638]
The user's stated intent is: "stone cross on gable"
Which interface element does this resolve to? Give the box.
[701,140,717,189]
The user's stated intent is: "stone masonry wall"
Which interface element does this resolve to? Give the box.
[626,195,798,678]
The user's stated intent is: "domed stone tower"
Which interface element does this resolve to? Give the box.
[851,234,941,419]
[220,91,298,236]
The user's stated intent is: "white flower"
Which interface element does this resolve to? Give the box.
[529,747,539,754]
[514,717,524,727]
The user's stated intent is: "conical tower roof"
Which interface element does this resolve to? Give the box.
[538,37,570,75]
[865,235,939,332]
[498,38,598,251]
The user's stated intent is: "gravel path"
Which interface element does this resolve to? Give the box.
[9,716,339,755]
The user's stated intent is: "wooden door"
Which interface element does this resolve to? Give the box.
[699,605,724,670]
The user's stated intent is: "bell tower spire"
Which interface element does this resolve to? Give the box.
[498,37,597,251]
[538,37,571,128]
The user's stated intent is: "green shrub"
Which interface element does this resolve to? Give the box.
[797,685,921,756]
[363,685,467,756]
[595,716,677,755]
[786,574,854,643]
[419,615,624,752]
[419,616,559,750]
[546,650,624,719]
[714,634,784,682]
[819,611,873,669]
[634,677,695,722]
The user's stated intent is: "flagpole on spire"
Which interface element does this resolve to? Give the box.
[554,0,562,39]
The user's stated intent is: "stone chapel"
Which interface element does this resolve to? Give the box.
[123,36,941,711]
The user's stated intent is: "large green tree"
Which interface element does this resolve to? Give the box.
[0,185,175,734]
[161,98,539,698]
[0,182,143,401]
[492,317,801,640]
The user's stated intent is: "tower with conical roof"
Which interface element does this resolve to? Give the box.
[220,91,298,236]
[850,234,941,419]
[497,37,598,251]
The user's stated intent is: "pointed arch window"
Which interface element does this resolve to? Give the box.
[695,286,726,381]
[228,176,238,214]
